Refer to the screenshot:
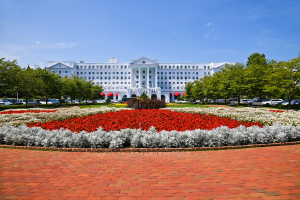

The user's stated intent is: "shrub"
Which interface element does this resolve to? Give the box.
[126,98,166,109]
[1,123,299,149]
[105,98,111,103]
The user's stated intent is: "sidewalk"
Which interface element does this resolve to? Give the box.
[1,145,300,200]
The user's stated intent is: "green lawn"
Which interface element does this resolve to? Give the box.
[79,103,127,108]
[168,104,210,108]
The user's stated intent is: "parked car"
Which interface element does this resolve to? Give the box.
[261,99,272,105]
[48,99,59,104]
[269,99,283,106]
[262,99,283,106]
[19,99,38,105]
[0,100,13,105]
[96,100,105,103]
[3,100,13,105]
[3,99,23,105]
[278,100,289,105]
[228,98,238,103]
[240,99,249,104]
[292,100,300,105]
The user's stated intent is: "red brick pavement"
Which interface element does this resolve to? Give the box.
[0,145,300,200]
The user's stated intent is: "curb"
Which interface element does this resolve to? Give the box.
[1,141,300,152]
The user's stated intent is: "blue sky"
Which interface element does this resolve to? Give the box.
[0,0,299,68]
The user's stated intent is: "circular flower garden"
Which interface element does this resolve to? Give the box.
[28,109,262,132]
[0,107,299,149]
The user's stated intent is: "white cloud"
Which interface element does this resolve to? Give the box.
[172,31,177,34]
[206,23,213,26]
[204,35,208,38]
[36,41,41,44]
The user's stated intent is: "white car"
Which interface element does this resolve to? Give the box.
[261,99,283,106]
[0,100,7,105]
[96,100,105,103]
[269,99,283,106]
[2,100,13,105]
[240,99,249,104]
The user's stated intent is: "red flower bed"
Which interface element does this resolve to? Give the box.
[28,109,262,133]
[0,110,57,114]
[269,110,285,113]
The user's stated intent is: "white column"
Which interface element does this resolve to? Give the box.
[113,94,116,102]
[104,94,107,101]
[166,94,170,103]
[131,67,134,88]
[139,67,141,88]
[155,66,157,88]
[147,67,149,88]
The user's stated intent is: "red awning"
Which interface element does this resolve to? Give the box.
[100,93,105,96]
[115,93,118,97]
[107,92,113,97]
[182,92,186,96]
[170,93,172,96]
[174,92,181,96]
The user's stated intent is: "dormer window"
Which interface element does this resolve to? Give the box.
[142,61,146,63]
[59,65,61,67]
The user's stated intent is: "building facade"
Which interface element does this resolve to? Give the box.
[46,57,235,103]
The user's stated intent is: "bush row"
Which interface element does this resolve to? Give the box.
[0,123,299,149]
[126,99,166,109]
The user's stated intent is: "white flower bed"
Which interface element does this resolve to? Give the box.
[164,107,300,126]
[0,123,299,148]
[0,107,132,127]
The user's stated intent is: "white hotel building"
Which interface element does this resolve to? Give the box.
[47,57,235,103]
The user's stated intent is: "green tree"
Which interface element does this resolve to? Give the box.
[221,63,246,104]
[18,67,40,108]
[264,55,300,108]
[245,53,273,101]
[139,92,149,100]
[191,80,205,103]
[0,58,22,97]
[184,82,195,100]
[63,76,78,104]
[35,68,62,105]
[90,84,104,100]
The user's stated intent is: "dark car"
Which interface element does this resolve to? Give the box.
[3,99,22,105]
[293,100,300,105]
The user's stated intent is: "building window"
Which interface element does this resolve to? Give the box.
[204,66,206,69]
[65,71,67,73]
[59,71,61,73]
